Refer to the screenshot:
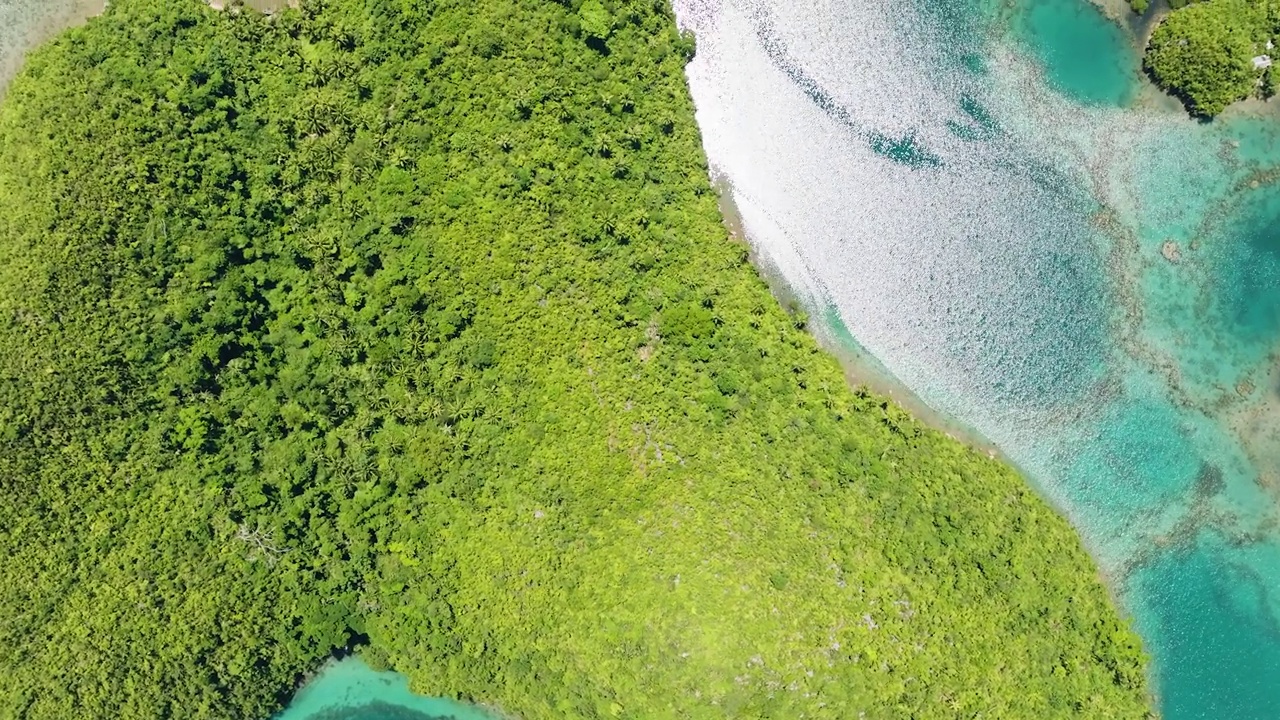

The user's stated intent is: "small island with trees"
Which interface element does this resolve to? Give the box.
[1135,0,1280,116]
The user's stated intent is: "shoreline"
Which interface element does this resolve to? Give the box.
[0,0,298,97]
[0,0,104,95]
[712,172,1150,696]
[713,177,1009,463]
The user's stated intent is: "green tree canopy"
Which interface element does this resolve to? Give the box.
[1145,0,1268,116]
[0,0,1151,718]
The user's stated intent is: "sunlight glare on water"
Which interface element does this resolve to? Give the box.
[674,0,1280,717]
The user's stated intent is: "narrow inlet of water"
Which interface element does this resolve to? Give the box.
[272,658,495,720]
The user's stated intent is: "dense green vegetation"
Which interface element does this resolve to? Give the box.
[0,0,1151,718]
[1142,0,1275,116]
[1130,0,1199,16]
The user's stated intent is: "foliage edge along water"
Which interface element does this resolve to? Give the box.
[677,0,1280,718]
[0,0,1157,718]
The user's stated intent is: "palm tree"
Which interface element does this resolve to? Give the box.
[297,103,326,136]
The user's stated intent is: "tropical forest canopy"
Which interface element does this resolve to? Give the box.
[1136,0,1279,116]
[0,0,1150,718]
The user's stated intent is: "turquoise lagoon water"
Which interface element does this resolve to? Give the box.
[1014,0,1138,107]
[677,0,1280,717]
[272,657,495,720]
